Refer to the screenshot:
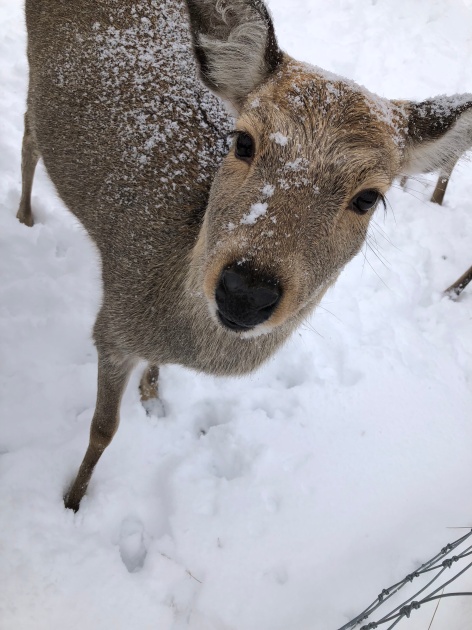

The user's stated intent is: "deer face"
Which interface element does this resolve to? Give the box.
[186,0,472,335]
[195,60,403,334]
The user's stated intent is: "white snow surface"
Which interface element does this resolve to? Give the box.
[1,1,472,629]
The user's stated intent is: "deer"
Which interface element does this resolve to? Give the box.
[17,0,472,512]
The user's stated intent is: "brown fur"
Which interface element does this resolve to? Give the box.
[18,0,472,510]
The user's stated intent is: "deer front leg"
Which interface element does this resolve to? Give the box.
[64,350,136,512]
[17,110,39,227]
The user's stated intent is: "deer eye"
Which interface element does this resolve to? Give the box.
[349,189,381,214]
[234,132,255,162]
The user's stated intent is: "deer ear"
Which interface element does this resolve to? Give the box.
[184,0,282,111]
[397,95,472,175]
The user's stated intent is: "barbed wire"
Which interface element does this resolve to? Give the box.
[338,528,472,630]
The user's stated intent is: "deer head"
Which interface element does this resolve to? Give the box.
[185,0,472,336]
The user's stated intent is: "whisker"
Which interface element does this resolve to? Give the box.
[389,184,432,204]
[397,172,433,185]
[316,303,343,323]
[301,317,323,338]
[366,238,390,269]
[360,242,391,290]
[392,178,430,192]
[370,220,397,249]
[366,236,390,268]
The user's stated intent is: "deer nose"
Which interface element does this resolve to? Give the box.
[215,266,281,331]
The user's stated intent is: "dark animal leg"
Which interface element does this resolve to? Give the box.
[445,265,472,298]
[64,348,135,512]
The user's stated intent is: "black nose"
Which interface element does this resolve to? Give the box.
[215,265,281,331]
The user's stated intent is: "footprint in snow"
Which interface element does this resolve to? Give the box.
[142,397,166,418]
[119,516,148,573]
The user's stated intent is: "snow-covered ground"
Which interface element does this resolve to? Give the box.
[1,1,471,629]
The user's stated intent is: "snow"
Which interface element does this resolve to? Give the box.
[262,184,275,197]
[270,132,289,146]
[76,0,231,194]
[241,202,269,225]
[1,1,472,629]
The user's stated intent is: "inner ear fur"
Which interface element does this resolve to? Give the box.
[396,94,472,175]
[184,0,282,110]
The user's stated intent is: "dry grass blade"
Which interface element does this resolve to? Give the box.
[427,588,444,630]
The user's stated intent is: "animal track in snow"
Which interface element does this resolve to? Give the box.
[205,426,259,481]
[264,565,289,585]
[118,516,148,573]
[142,396,166,418]
[340,367,363,387]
